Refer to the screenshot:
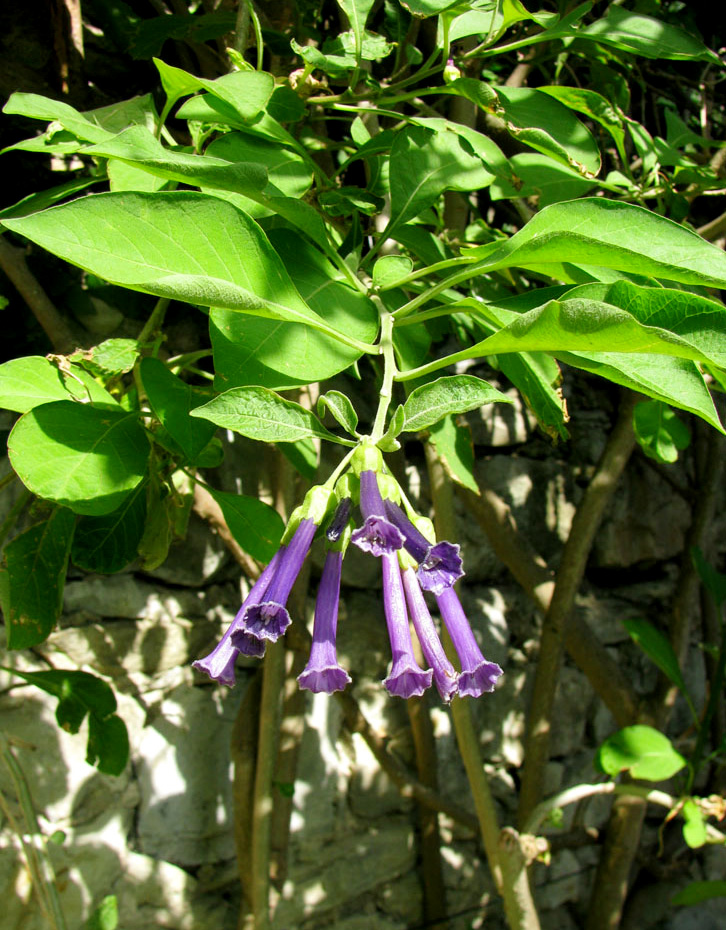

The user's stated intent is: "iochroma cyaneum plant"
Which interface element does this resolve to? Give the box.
[1,2,726,929]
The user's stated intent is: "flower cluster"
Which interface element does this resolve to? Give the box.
[193,446,502,701]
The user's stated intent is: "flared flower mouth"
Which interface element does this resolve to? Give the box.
[298,664,352,694]
[383,659,433,699]
[383,500,463,594]
[352,515,404,556]
[436,586,503,698]
[238,601,293,642]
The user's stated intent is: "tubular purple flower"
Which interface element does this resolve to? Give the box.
[381,552,433,698]
[297,549,351,694]
[351,470,404,557]
[235,517,318,643]
[436,587,502,697]
[192,548,283,686]
[402,566,459,703]
[326,497,352,543]
[384,500,463,595]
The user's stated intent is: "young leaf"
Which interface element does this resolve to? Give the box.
[377,405,405,452]
[139,357,217,462]
[0,508,75,649]
[3,92,113,143]
[85,895,119,930]
[71,482,148,574]
[633,400,690,463]
[317,391,359,436]
[5,668,129,775]
[372,255,414,290]
[207,488,285,562]
[191,386,354,445]
[681,798,708,849]
[622,618,689,695]
[0,356,119,413]
[403,375,513,432]
[2,192,359,347]
[8,401,150,515]
[596,725,687,781]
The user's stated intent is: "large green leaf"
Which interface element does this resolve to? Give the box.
[493,86,601,176]
[336,0,377,56]
[386,123,496,242]
[191,387,354,445]
[0,508,75,649]
[82,126,268,195]
[206,132,312,199]
[5,669,129,775]
[71,483,148,574]
[427,415,478,493]
[211,229,378,390]
[3,92,113,144]
[8,401,150,515]
[489,153,597,207]
[207,487,284,563]
[2,192,359,347]
[466,198,726,288]
[577,7,719,62]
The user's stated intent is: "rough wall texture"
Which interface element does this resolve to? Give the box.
[1,381,724,930]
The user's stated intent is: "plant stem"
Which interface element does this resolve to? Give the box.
[370,306,396,442]
[517,390,638,829]
[136,296,171,345]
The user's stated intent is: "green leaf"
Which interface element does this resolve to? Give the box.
[633,401,690,463]
[81,126,269,195]
[466,198,726,289]
[335,0,378,55]
[3,92,113,143]
[372,255,414,290]
[537,86,627,162]
[191,386,354,445]
[377,405,405,452]
[278,439,318,481]
[210,228,377,390]
[681,798,708,849]
[2,192,355,346]
[6,669,129,775]
[8,401,150,515]
[0,356,116,413]
[427,415,478,493]
[403,375,513,432]
[623,618,689,695]
[71,482,147,574]
[206,131,312,199]
[137,477,173,571]
[490,153,597,207]
[386,124,496,241]
[596,725,687,781]
[578,7,719,62]
[71,339,140,377]
[495,351,567,440]
[492,86,601,176]
[317,391,359,436]
[139,357,217,462]
[207,487,284,562]
[672,881,726,906]
[691,547,726,607]
[0,508,75,649]
[85,895,119,930]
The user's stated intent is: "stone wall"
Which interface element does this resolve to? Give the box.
[1,380,725,930]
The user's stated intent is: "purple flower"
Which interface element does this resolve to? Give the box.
[402,566,459,703]
[297,549,351,694]
[436,587,502,697]
[351,470,404,557]
[192,548,283,686]
[326,497,352,543]
[234,517,317,644]
[384,500,463,595]
[381,552,433,698]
